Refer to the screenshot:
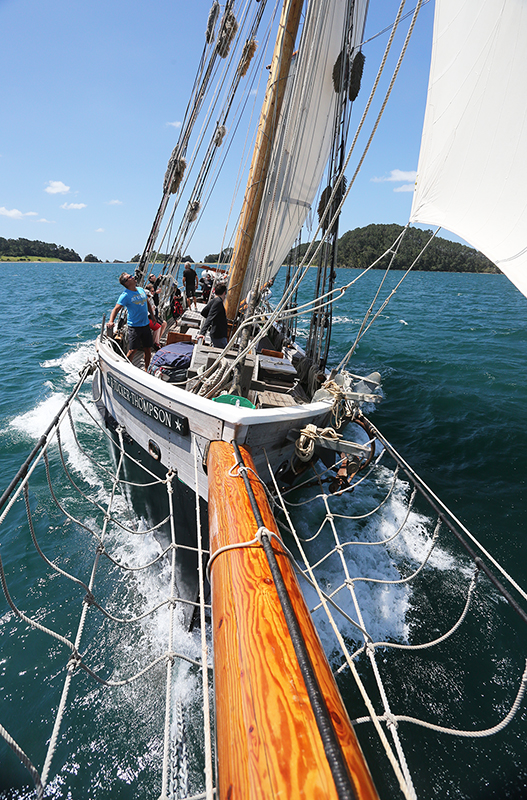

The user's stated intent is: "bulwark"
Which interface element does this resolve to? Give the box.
[106,372,189,435]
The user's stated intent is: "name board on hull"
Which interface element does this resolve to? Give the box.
[107,373,189,436]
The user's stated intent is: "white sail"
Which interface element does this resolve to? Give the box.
[410,0,527,299]
[241,0,368,298]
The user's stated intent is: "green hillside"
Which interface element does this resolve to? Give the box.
[291,224,498,273]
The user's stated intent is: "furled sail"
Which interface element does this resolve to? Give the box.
[241,0,368,300]
[410,0,527,299]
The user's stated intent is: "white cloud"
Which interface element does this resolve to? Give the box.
[95,228,104,233]
[38,218,55,223]
[166,121,181,128]
[0,207,38,219]
[371,169,417,184]
[394,184,415,193]
[45,180,70,194]
[106,199,122,205]
[61,202,87,210]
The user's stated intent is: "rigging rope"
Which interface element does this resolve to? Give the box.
[2,354,526,798]
[230,441,362,800]
[0,365,215,798]
[262,404,527,799]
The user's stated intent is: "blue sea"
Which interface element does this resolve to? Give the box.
[0,262,526,799]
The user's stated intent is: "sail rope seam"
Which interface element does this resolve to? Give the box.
[237,0,416,338]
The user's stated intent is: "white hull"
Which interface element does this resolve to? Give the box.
[95,336,333,499]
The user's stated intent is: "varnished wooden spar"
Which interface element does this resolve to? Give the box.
[225,0,304,320]
[207,441,378,800]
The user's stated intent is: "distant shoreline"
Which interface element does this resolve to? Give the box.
[0,257,122,264]
[0,256,85,263]
[0,258,504,274]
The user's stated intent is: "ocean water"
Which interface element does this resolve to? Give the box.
[0,262,526,798]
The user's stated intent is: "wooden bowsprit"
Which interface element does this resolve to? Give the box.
[207,440,378,800]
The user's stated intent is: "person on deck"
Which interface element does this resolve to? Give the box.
[199,270,213,303]
[198,283,228,348]
[107,272,156,370]
[148,273,161,308]
[145,282,167,348]
[182,263,198,311]
[171,284,184,321]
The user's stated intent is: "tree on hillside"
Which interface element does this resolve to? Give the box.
[84,254,102,263]
[130,252,177,263]
[336,224,497,273]
[0,237,81,261]
[204,247,233,263]
[287,225,497,274]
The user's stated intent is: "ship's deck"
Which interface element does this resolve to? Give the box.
[113,299,310,409]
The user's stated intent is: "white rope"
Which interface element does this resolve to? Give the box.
[0,721,43,799]
[41,424,127,787]
[345,567,480,668]
[193,435,215,800]
[354,659,527,738]
[367,418,527,606]
[206,525,281,581]
[159,471,178,800]
[282,448,386,508]
[321,471,418,798]
[0,377,215,796]
[0,364,93,529]
[295,422,319,462]
[264,451,416,800]
[332,467,402,522]
[349,516,442,587]
[300,476,409,564]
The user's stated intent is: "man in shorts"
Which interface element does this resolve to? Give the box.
[107,272,156,370]
[182,262,198,310]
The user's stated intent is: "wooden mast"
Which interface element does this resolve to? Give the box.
[225,0,304,321]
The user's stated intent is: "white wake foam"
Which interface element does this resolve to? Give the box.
[41,341,97,383]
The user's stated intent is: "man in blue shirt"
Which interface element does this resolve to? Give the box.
[107,272,156,369]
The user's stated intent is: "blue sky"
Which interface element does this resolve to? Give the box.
[0,0,446,262]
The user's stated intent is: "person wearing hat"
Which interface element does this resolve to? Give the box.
[107,272,156,369]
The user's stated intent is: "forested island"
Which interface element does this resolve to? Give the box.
[1,226,499,273]
[0,237,81,262]
[290,224,498,273]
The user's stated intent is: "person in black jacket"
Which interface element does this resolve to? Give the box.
[198,283,228,348]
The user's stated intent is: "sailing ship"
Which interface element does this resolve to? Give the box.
[1,0,527,798]
[93,0,381,502]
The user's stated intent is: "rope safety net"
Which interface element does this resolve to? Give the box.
[258,409,527,799]
[1,362,526,798]
[0,364,215,800]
